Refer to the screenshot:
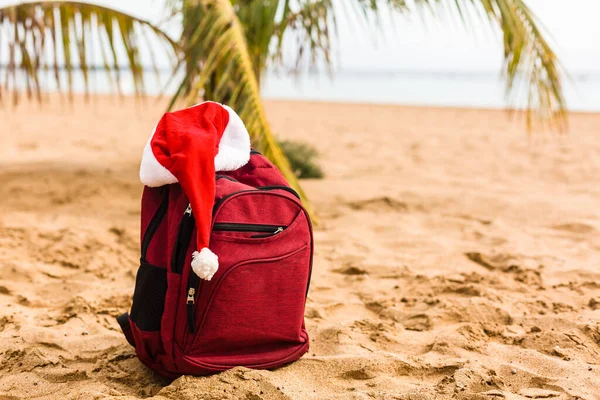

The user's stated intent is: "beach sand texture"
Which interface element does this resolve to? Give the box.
[1,96,600,399]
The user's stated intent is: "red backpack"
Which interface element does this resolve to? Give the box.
[117,150,313,378]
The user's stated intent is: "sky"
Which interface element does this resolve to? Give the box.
[1,0,599,109]
[1,0,593,74]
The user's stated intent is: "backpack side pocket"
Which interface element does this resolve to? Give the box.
[130,261,168,331]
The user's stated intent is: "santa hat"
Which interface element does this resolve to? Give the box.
[139,102,250,280]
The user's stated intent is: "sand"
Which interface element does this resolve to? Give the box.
[1,95,600,399]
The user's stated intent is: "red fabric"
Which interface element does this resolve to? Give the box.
[223,153,289,187]
[126,152,313,377]
[150,103,229,255]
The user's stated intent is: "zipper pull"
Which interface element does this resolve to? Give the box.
[186,286,197,333]
[184,204,192,216]
[186,287,195,304]
[274,227,284,235]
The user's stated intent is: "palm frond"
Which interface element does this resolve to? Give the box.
[172,0,316,219]
[350,0,566,129]
[233,0,279,83]
[0,1,177,103]
[272,0,335,75]
[486,0,565,130]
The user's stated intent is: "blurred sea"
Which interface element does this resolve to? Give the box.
[4,68,600,111]
[263,70,600,111]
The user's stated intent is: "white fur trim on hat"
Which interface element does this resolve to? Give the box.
[191,248,219,281]
[139,127,178,187]
[215,105,251,171]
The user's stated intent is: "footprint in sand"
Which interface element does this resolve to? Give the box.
[332,265,367,276]
[304,306,324,320]
[436,366,503,395]
[352,319,396,344]
[465,252,544,288]
[331,255,368,276]
[341,368,376,380]
[551,222,595,235]
[347,196,409,212]
[494,365,567,399]
[402,314,433,332]
[518,388,562,398]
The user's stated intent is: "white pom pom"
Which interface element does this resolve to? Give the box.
[191,248,219,281]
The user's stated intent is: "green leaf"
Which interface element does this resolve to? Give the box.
[0,1,178,103]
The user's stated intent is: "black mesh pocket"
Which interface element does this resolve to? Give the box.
[129,262,167,331]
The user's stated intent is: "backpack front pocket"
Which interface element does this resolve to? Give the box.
[182,210,310,336]
[184,244,310,357]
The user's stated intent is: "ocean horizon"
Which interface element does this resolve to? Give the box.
[3,67,599,112]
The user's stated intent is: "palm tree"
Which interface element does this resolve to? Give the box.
[0,0,566,216]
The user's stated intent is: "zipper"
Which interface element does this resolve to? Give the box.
[186,283,199,333]
[216,175,237,182]
[252,227,284,238]
[250,226,286,239]
[213,223,286,235]
[258,186,300,199]
[172,203,200,332]
[171,204,195,274]
[186,272,201,333]
[141,193,169,262]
